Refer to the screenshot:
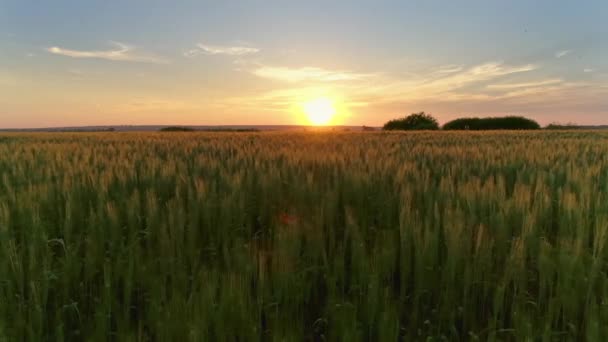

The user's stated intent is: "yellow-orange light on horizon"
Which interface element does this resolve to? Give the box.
[302,97,336,126]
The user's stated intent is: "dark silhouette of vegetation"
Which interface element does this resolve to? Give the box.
[442,116,540,130]
[383,112,439,131]
[202,128,260,132]
[55,127,117,132]
[160,126,196,132]
[545,123,580,130]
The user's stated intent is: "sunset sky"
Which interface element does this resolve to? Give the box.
[1,0,607,128]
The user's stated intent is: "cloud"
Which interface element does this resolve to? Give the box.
[555,50,571,58]
[252,66,370,83]
[487,79,562,90]
[214,53,608,126]
[467,62,537,77]
[584,68,594,73]
[364,62,539,101]
[185,43,259,57]
[228,61,541,114]
[220,59,608,126]
[435,65,464,74]
[46,41,168,64]
[499,84,580,100]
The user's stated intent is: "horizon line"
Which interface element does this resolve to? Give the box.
[0,124,382,131]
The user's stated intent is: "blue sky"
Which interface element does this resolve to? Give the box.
[1,0,607,127]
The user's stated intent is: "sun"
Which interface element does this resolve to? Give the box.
[302,97,336,126]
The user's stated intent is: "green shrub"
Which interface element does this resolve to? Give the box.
[383,112,439,131]
[443,116,540,130]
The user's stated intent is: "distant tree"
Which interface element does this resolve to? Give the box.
[545,122,580,130]
[159,126,195,132]
[383,112,439,131]
[442,116,540,130]
[442,118,482,130]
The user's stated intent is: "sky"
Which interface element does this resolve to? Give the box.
[1,0,607,128]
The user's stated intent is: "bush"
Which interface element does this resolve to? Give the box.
[383,112,439,131]
[160,126,195,132]
[545,123,580,130]
[442,116,540,130]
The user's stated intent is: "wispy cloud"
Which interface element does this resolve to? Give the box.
[468,62,537,77]
[584,68,594,73]
[431,62,537,89]
[46,41,168,64]
[500,84,581,100]
[435,65,464,74]
[184,43,259,57]
[363,62,539,102]
[252,66,370,83]
[217,58,608,125]
[555,50,571,58]
[487,79,562,90]
[228,61,542,113]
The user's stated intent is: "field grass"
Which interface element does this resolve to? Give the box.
[1,131,608,340]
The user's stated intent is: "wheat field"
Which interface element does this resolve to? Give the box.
[1,131,608,340]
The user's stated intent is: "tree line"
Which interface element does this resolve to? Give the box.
[383,112,545,131]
